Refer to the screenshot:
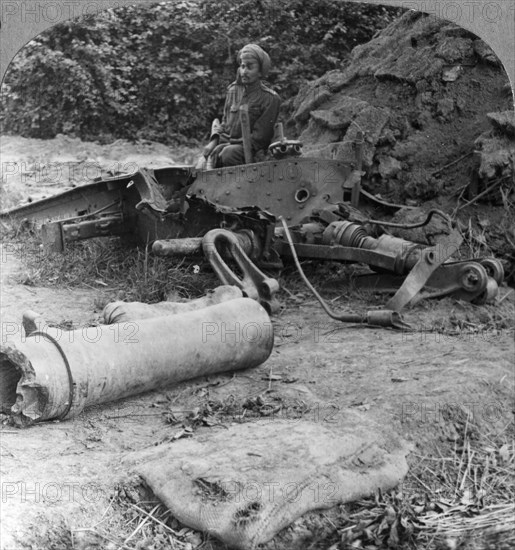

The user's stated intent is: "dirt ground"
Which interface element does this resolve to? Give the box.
[0,135,514,549]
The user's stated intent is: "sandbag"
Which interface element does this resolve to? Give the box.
[129,413,410,549]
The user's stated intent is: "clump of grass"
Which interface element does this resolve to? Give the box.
[406,294,515,335]
[73,482,211,550]
[322,418,515,550]
[278,261,371,307]
[409,427,515,549]
[8,227,218,304]
[455,190,515,284]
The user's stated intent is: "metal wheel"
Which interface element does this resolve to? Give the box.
[479,258,504,285]
[459,263,488,294]
[472,278,499,305]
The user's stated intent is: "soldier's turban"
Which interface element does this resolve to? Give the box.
[238,44,271,78]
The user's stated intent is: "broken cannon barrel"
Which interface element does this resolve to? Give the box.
[0,298,273,425]
[152,237,203,257]
[152,232,254,258]
[103,285,243,324]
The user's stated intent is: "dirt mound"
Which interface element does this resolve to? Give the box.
[288,11,513,204]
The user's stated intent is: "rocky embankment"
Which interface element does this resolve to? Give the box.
[288,10,513,203]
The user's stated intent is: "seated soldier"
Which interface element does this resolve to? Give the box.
[200,44,281,168]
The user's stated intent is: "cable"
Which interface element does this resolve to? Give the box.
[362,209,453,230]
[278,216,410,330]
[279,217,361,321]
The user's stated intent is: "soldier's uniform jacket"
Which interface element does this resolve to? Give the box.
[213,80,281,154]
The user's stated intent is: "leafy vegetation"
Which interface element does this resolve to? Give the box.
[0,0,402,144]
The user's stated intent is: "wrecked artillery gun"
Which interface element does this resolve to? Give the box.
[0,126,504,324]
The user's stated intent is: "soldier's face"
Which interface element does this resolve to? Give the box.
[239,55,262,85]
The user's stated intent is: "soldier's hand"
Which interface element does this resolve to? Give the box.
[211,118,223,135]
